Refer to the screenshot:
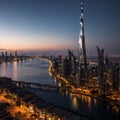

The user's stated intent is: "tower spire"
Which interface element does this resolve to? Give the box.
[79,1,87,71]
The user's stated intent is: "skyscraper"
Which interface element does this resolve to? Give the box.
[78,1,87,84]
[79,1,87,71]
[97,46,105,93]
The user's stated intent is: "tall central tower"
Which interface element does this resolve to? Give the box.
[79,1,87,72]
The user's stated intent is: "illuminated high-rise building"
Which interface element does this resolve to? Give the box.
[112,63,119,91]
[78,1,87,84]
[67,49,76,74]
[97,46,105,93]
[79,1,87,71]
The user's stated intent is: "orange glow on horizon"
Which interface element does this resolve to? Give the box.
[0,33,73,52]
[0,44,70,51]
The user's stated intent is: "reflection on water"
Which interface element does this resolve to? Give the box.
[112,105,119,113]
[13,61,18,80]
[69,93,73,99]
[1,62,6,76]
[94,98,97,107]
[81,95,88,103]
[88,97,92,112]
[70,94,92,112]
[0,59,57,86]
[71,96,79,110]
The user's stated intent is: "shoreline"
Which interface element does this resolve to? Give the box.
[43,57,120,108]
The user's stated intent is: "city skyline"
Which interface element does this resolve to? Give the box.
[0,0,120,55]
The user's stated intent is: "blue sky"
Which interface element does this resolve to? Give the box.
[0,0,120,55]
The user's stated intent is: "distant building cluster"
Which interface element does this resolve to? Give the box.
[0,50,18,62]
[96,46,119,95]
[47,47,120,94]
[0,50,28,62]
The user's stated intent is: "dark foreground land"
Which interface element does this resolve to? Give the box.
[0,77,93,120]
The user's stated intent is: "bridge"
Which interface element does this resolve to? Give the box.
[11,80,71,92]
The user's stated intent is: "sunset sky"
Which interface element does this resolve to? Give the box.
[0,0,120,55]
